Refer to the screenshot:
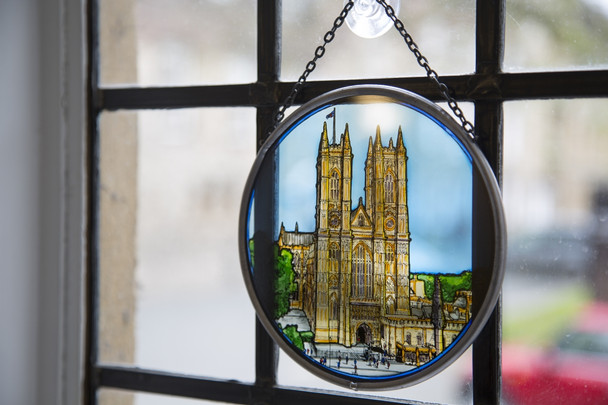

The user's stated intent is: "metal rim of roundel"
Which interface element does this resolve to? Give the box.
[238,84,506,390]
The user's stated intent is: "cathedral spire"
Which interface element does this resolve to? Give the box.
[295,222,299,233]
[319,121,329,151]
[342,123,351,150]
[367,136,373,156]
[374,125,382,149]
[397,125,406,150]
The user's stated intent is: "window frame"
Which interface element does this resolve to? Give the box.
[85,1,608,404]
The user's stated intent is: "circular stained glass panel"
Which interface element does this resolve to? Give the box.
[239,85,505,389]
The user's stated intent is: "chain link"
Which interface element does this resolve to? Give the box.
[269,1,354,133]
[375,0,476,139]
[271,0,476,141]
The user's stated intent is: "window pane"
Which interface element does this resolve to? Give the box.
[281,0,475,81]
[502,100,608,403]
[98,389,235,405]
[505,0,608,71]
[99,0,256,86]
[98,108,257,381]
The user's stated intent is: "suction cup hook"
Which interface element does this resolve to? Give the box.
[344,0,401,39]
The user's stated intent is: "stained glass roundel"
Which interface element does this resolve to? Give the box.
[239,85,506,389]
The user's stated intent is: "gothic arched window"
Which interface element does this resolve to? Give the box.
[352,244,372,298]
[329,243,339,269]
[365,254,373,298]
[384,172,394,203]
[330,170,340,200]
[353,244,364,297]
[386,243,395,263]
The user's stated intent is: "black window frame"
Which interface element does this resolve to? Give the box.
[85,1,608,404]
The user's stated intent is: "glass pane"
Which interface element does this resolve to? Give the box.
[98,389,234,405]
[502,100,608,403]
[98,108,256,382]
[505,0,608,71]
[281,0,475,81]
[99,0,256,86]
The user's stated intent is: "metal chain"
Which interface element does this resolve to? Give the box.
[269,1,354,134]
[271,0,476,141]
[375,0,476,140]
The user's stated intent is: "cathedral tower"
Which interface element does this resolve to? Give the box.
[363,126,411,316]
[314,122,352,343]
[313,121,411,346]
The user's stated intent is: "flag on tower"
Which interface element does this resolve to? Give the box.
[326,109,335,119]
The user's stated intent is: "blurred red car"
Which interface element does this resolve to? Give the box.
[502,302,608,404]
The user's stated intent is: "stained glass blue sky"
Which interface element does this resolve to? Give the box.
[276,102,472,273]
